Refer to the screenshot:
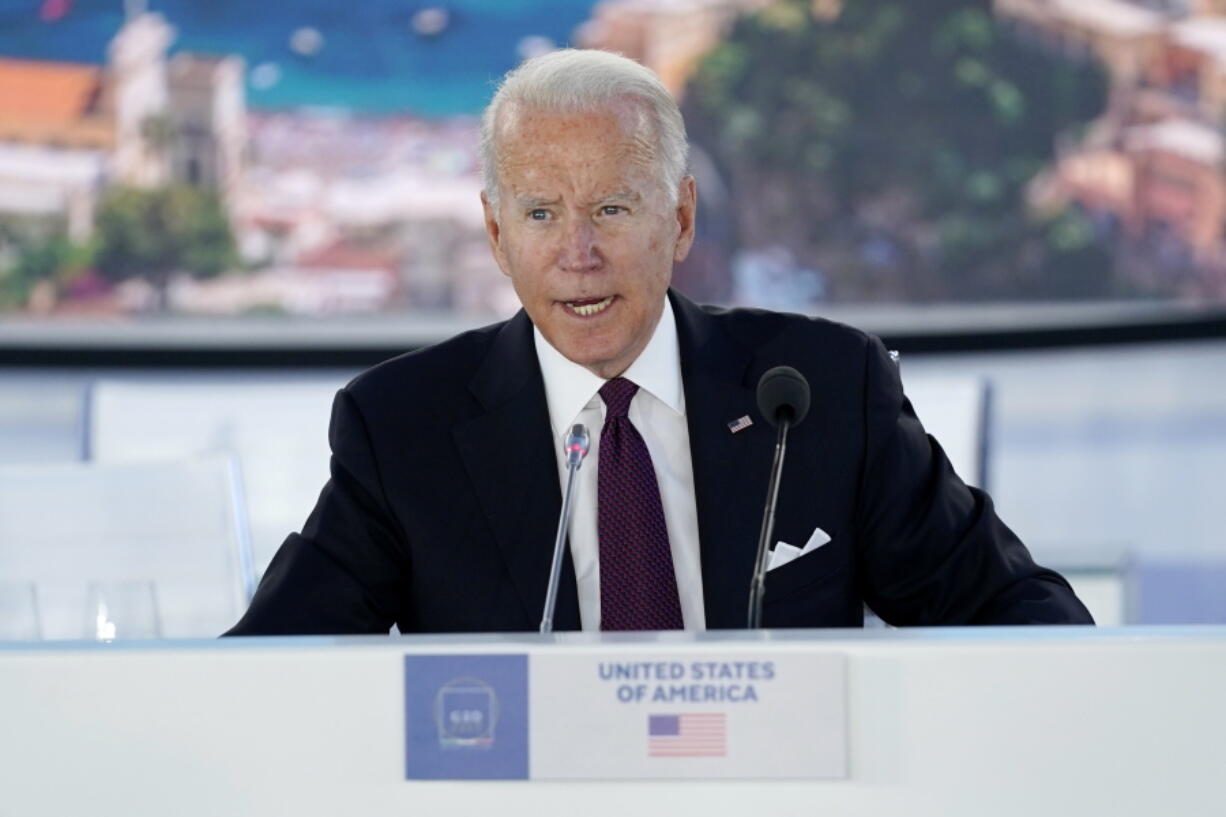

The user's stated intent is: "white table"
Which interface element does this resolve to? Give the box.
[2,627,1223,816]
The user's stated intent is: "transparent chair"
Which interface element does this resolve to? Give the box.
[0,454,255,639]
[86,377,343,574]
[1124,555,1226,624]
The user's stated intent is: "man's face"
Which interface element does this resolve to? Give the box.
[482,103,696,379]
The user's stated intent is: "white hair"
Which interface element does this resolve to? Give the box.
[480,49,690,212]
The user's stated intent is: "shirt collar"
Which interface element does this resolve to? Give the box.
[534,297,685,436]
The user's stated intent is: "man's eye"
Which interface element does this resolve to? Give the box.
[600,205,624,216]
[529,209,549,221]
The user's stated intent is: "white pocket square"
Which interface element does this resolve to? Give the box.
[768,527,832,571]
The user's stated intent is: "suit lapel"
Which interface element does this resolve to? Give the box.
[451,311,581,631]
[671,292,774,630]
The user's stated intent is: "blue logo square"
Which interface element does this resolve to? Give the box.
[404,654,529,780]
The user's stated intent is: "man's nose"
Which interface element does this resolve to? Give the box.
[557,219,601,272]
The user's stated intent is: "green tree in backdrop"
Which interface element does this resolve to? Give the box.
[0,220,91,310]
[94,184,237,304]
[0,185,236,312]
[683,0,1113,301]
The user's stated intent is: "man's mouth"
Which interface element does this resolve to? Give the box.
[563,295,615,317]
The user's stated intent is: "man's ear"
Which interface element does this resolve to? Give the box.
[672,176,697,263]
[481,191,511,277]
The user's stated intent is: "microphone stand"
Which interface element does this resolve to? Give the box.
[747,412,792,630]
[540,424,589,633]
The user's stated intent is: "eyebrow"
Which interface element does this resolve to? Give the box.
[595,190,642,205]
[514,195,560,209]
[513,191,645,209]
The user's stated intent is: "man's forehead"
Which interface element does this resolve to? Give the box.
[496,98,653,145]
[499,150,656,201]
[496,110,657,186]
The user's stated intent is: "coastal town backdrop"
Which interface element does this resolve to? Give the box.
[3,0,1226,320]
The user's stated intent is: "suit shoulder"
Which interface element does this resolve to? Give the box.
[700,302,877,360]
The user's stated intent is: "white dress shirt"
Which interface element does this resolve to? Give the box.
[534,299,706,631]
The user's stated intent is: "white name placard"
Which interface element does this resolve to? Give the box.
[529,651,847,780]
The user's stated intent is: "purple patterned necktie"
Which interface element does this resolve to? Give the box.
[597,377,684,631]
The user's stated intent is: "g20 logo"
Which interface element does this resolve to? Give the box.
[434,677,498,748]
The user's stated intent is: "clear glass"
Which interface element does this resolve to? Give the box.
[0,582,42,641]
[86,581,161,641]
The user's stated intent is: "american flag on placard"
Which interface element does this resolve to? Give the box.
[647,713,727,757]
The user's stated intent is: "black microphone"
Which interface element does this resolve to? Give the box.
[757,365,811,426]
[540,423,590,633]
[747,366,811,629]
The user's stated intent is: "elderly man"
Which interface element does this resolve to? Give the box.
[228,50,1091,635]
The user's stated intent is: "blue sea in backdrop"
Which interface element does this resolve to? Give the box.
[0,0,599,115]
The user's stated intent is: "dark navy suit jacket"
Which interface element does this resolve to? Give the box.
[228,291,1092,634]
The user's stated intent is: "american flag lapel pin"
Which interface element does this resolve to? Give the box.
[727,415,753,434]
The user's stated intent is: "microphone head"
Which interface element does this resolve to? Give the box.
[756,366,810,427]
[564,423,590,467]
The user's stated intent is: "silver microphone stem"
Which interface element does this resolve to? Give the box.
[540,423,589,633]
[748,416,792,629]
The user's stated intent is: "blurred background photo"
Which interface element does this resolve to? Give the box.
[1,0,1224,635]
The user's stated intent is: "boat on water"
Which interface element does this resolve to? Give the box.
[289,27,324,58]
[411,6,450,38]
[39,0,71,23]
